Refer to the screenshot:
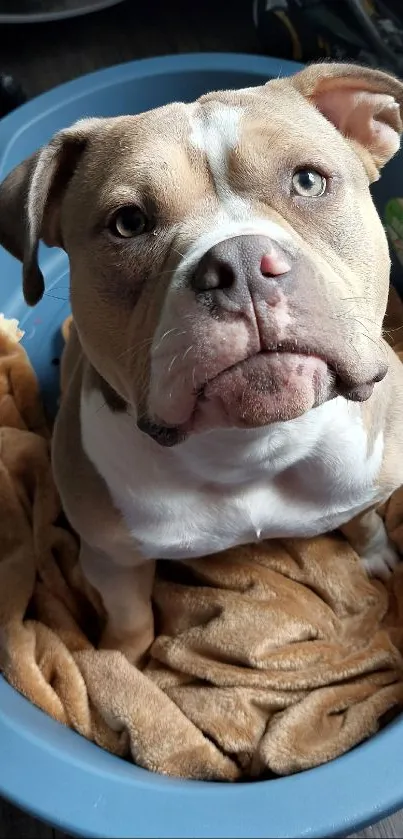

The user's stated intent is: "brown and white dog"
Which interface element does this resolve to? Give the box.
[1,61,403,663]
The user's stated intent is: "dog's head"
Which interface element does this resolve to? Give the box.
[1,62,402,444]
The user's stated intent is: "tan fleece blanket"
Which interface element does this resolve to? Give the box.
[1,293,403,781]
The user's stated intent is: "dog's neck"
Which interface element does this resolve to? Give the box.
[84,373,350,489]
[166,424,299,485]
[160,404,340,486]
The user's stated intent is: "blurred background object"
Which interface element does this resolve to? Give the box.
[0,0,261,103]
[1,1,402,118]
[254,0,403,75]
[0,0,126,23]
[0,72,25,116]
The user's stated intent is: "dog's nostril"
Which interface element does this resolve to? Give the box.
[191,258,236,293]
[216,260,236,290]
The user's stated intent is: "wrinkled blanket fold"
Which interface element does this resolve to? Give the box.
[1,293,403,781]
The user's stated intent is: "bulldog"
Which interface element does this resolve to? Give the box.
[1,61,403,664]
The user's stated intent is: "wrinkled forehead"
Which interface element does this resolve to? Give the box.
[78,85,352,215]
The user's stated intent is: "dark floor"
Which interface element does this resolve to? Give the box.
[0,2,402,837]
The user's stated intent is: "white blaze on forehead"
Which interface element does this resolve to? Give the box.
[189,103,241,157]
[189,103,249,220]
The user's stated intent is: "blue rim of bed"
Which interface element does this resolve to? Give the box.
[0,52,402,839]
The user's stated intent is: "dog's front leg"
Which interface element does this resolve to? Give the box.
[80,542,155,666]
[340,507,400,581]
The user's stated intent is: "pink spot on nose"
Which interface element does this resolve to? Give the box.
[260,251,290,277]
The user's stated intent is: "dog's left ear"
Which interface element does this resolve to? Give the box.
[290,62,403,179]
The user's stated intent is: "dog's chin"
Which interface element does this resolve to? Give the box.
[192,352,333,431]
[140,353,332,446]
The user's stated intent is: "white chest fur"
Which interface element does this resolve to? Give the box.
[80,390,384,562]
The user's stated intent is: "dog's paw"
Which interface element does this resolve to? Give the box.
[360,541,400,581]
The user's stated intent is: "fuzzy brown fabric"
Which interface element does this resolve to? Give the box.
[1,293,403,781]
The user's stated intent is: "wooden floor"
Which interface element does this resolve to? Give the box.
[0,1,402,836]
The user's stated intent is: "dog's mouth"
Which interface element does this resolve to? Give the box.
[192,349,333,431]
[139,340,385,446]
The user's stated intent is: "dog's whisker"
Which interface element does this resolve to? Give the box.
[154,327,181,352]
[353,317,377,336]
[333,307,358,321]
[44,292,70,302]
[358,330,389,360]
[94,400,107,415]
[171,246,186,260]
[333,313,375,341]
[153,330,189,355]
[353,314,383,328]
[383,324,403,336]
[168,354,179,373]
[120,328,191,364]
[117,336,154,360]
[385,323,403,331]
[345,337,360,359]
[181,345,194,362]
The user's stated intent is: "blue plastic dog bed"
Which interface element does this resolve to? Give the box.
[0,52,402,839]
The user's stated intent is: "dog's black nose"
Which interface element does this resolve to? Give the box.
[190,235,291,300]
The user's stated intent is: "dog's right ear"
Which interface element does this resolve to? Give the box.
[0,118,101,306]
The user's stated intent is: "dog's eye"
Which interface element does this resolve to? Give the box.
[110,206,149,238]
[292,169,327,198]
